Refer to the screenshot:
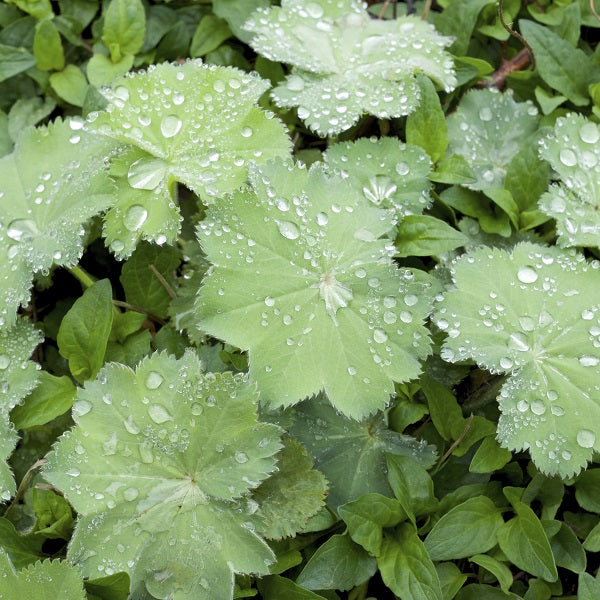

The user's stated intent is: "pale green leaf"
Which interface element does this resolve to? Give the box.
[578,572,600,599]
[469,554,513,594]
[86,52,134,88]
[424,496,503,560]
[244,0,456,136]
[88,60,291,258]
[190,15,231,58]
[44,351,282,599]
[446,89,540,191]
[253,437,327,540]
[213,0,269,43]
[196,161,435,419]
[0,318,41,502]
[324,137,432,218]
[0,550,86,599]
[57,279,114,384]
[290,396,437,510]
[0,119,114,327]
[296,534,376,591]
[33,19,64,71]
[49,65,89,107]
[539,113,600,248]
[434,242,600,477]
[378,522,443,600]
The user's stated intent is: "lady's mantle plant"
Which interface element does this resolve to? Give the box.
[1,0,600,598]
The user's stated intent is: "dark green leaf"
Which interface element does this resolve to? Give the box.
[0,43,36,82]
[84,572,131,600]
[32,487,74,539]
[190,15,231,57]
[395,215,468,257]
[57,279,114,383]
[424,496,503,560]
[575,469,600,513]
[296,534,376,591]
[469,437,513,474]
[0,517,42,568]
[378,523,443,600]
[257,575,326,599]
[544,521,586,573]
[102,0,145,62]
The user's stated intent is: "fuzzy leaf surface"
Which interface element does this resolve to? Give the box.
[196,161,435,419]
[0,550,86,599]
[324,137,432,218]
[44,352,282,599]
[88,60,291,258]
[244,0,456,136]
[290,396,437,510]
[446,89,539,190]
[0,318,41,502]
[0,119,114,326]
[539,113,600,248]
[253,437,328,540]
[434,242,600,477]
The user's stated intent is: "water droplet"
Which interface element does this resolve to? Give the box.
[305,1,324,18]
[145,371,164,389]
[576,429,596,448]
[396,162,410,176]
[579,355,599,367]
[234,451,249,463]
[499,357,514,370]
[264,296,275,307]
[128,157,167,190]
[160,115,182,138]
[148,404,173,424]
[530,400,546,415]
[550,405,565,416]
[276,220,300,240]
[579,122,599,144]
[384,296,397,308]
[479,107,493,121]
[191,403,203,416]
[73,400,92,417]
[66,468,80,477]
[213,79,226,93]
[517,266,538,284]
[316,212,329,226]
[559,148,577,167]
[241,126,253,138]
[6,219,38,243]
[123,205,148,232]
[139,441,154,463]
[404,294,418,306]
[508,331,530,352]
[373,328,388,343]
[347,365,357,375]
[123,416,140,435]
[383,311,397,324]
[0,356,10,369]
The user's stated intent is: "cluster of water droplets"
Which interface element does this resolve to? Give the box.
[447,89,539,190]
[244,0,456,135]
[538,114,600,247]
[324,137,432,217]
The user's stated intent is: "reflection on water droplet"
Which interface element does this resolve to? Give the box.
[241,126,253,138]
[396,162,410,176]
[123,205,148,232]
[316,212,328,226]
[128,158,167,190]
[373,328,388,343]
[276,220,300,240]
[160,115,182,138]
[530,400,546,415]
[576,429,595,448]
[148,404,173,424]
[123,416,140,435]
[145,371,164,389]
[508,331,529,352]
[517,266,538,283]
[499,357,513,370]
[579,355,599,367]
[6,219,38,242]
[306,1,324,18]
[579,122,599,144]
[73,400,92,417]
[559,148,577,167]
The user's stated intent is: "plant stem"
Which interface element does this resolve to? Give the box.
[461,375,505,414]
[67,264,96,289]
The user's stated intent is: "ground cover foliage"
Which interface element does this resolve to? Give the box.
[1,0,600,597]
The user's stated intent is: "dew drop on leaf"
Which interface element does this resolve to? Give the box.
[241,126,253,138]
[145,371,164,389]
[517,266,538,283]
[123,415,140,435]
[0,355,10,369]
[579,122,599,144]
[123,487,139,501]
[500,357,514,370]
[559,148,577,167]
[347,365,357,375]
[72,399,92,417]
[148,404,173,424]
[579,355,599,367]
[396,162,410,176]
[373,328,388,343]
[6,219,39,243]
[128,157,167,190]
[234,451,249,464]
[160,115,183,138]
[123,205,149,232]
[576,429,596,448]
[139,441,154,463]
[276,220,300,240]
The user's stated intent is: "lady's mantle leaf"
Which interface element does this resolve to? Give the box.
[324,137,432,218]
[290,396,437,510]
[434,242,600,477]
[446,89,539,190]
[0,550,86,599]
[196,161,435,419]
[0,119,114,327]
[0,318,41,502]
[539,113,600,248]
[44,351,282,600]
[243,0,456,136]
[88,60,292,258]
[253,437,328,540]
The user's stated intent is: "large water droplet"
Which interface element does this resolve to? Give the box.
[123,487,139,501]
[0,355,10,370]
[148,404,173,424]
[128,158,167,190]
[559,148,577,167]
[160,115,182,138]
[123,205,148,232]
[316,212,329,226]
[576,429,596,448]
[517,266,538,284]
[123,416,140,435]
[145,371,164,389]
[276,220,300,240]
[241,126,253,138]
[373,328,388,343]
[234,451,249,463]
[508,331,530,352]
[139,441,154,463]
[6,219,38,243]
[579,122,599,144]
[73,399,92,417]
[479,107,492,121]
[579,355,599,367]
[305,1,324,18]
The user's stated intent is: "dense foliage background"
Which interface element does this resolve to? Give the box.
[1,0,600,598]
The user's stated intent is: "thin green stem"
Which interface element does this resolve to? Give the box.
[67,264,96,289]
